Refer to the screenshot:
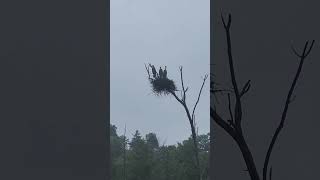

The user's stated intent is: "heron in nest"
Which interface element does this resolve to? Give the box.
[146,64,177,96]
[159,67,163,78]
[149,64,158,78]
[163,66,167,79]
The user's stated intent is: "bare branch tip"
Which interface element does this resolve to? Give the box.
[228,14,232,27]
[221,15,227,28]
[303,41,309,54]
[269,166,273,180]
[291,44,301,58]
[305,40,315,56]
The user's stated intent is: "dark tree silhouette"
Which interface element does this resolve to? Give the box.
[210,12,315,180]
[159,67,164,78]
[123,125,127,180]
[145,64,208,180]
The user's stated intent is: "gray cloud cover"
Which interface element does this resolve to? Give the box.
[111,0,209,145]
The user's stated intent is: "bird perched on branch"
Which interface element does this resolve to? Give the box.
[159,67,163,78]
[149,64,157,78]
[163,66,167,79]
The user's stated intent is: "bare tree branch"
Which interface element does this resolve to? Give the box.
[213,12,262,180]
[210,71,233,95]
[185,87,189,93]
[170,90,185,105]
[291,40,315,58]
[240,80,251,97]
[210,107,236,138]
[291,44,301,57]
[212,93,220,105]
[192,75,208,122]
[221,13,244,131]
[211,89,231,93]
[269,167,272,180]
[145,63,151,79]
[227,93,234,123]
[179,66,187,102]
[213,10,315,180]
[221,10,232,30]
[262,40,315,180]
[305,40,315,56]
[168,68,208,180]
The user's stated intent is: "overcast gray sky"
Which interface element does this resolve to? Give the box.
[110,0,210,145]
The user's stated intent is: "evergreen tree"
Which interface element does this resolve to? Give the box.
[110,124,210,180]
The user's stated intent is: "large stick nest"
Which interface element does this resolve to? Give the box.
[149,77,177,96]
[145,64,177,96]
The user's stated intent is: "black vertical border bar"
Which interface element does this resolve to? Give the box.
[209,0,214,179]
[0,0,109,179]
[106,0,111,179]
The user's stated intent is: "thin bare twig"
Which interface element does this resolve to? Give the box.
[170,90,184,105]
[145,63,151,79]
[221,10,232,30]
[213,10,315,180]
[262,40,315,180]
[305,41,315,56]
[192,75,209,122]
[291,44,301,57]
[240,80,251,97]
[179,66,187,102]
[213,12,260,180]
[169,67,209,180]
[210,107,236,138]
[269,167,272,180]
[221,13,244,131]
[227,93,234,124]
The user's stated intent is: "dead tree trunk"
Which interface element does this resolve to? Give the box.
[145,63,208,180]
[211,12,315,180]
[262,40,315,180]
[169,71,207,180]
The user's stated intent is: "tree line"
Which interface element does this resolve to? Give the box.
[110,124,210,180]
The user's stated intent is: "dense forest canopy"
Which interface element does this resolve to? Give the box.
[110,124,210,180]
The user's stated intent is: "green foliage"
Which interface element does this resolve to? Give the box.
[110,125,124,180]
[110,124,210,180]
[146,132,159,150]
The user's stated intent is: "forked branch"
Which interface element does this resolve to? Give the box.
[262,40,315,180]
[221,12,249,131]
[144,63,151,79]
[240,80,251,97]
[211,12,261,180]
[169,66,208,180]
[192,75,209,122]
[213,11,315,180]
[227,94,235,126]
[210,107,236,138]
